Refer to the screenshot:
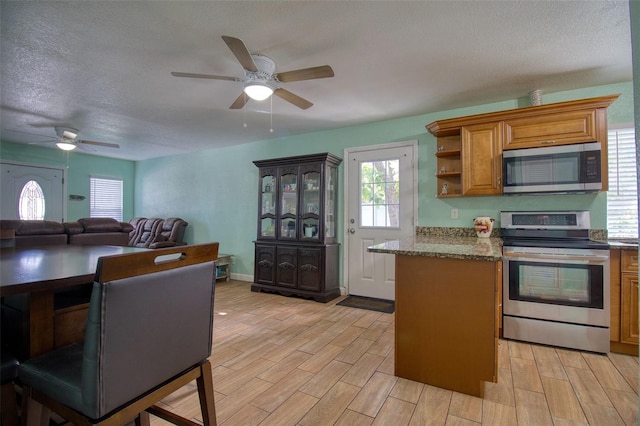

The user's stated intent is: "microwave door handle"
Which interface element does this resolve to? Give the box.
[503,252,609,263]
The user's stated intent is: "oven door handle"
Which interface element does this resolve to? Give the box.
[502,252,609,263]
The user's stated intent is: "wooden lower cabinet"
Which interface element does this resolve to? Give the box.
[621,273,639,345]
[252,243,340,302]
[610,249,639,355]
[395,255,499,397]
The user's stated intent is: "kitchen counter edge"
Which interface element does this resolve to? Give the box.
[367,236,503,262]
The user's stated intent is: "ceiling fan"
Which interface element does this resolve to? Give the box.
[11,127,120,151]
[171,35,334,110]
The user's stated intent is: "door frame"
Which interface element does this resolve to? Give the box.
[0,160,68,221]
[342,140,419,296]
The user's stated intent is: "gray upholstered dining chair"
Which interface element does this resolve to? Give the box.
[19,243,219,426]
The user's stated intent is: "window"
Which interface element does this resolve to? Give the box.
[90,176,123,221]
[360,159,400,227]
[18,180,46,220]
[607,128,637,238]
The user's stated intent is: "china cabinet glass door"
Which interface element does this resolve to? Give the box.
[302,169,321,240]
[279,168,298,239]
[326,165,337,238]
[259,173,276,238]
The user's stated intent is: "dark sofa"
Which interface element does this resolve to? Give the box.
[0,217,187,248]
[128,217,188,248]
[1,218,132,248]
[0,220,68,247]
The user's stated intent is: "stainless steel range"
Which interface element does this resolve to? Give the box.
[501,211,610,353]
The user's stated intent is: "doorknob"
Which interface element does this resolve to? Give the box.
[349,228,356,234]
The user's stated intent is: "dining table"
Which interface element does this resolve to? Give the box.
[1,244,146,358]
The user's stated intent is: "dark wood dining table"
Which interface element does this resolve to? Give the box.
[1,245,146,358]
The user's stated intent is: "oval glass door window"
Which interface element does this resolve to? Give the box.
[19,180,46,220]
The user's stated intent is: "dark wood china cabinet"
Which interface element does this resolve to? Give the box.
[252,153,342,302]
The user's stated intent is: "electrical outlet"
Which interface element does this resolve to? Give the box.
[451,208,459,219]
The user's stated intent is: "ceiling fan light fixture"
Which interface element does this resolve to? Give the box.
[244,82,274,101]
[56,141,77,151]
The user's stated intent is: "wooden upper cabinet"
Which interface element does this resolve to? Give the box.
[461,122,502,195]
[426,94,619,197]
[503,109,598,149]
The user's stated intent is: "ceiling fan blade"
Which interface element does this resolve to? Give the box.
[273,88,313,110]
[276,65,335,83]
[27,140,56,145]
[171,72,239,81]
[78,143,96,152]
[5,129,55,139]
[229,92,248,109]
[80,140,120,149]
[221,35,258,72]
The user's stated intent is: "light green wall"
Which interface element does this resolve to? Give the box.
[0,142,135,221]
[632,0,640,206]
[0,82,634,278]
[136,82,634,277]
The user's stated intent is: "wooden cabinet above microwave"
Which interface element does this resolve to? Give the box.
[427,94,619,197]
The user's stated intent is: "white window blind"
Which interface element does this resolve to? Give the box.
[90,176,123,221]
[607,128,638,238]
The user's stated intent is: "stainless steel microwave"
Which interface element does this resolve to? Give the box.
[503,142,602,195]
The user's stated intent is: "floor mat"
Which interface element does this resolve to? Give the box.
[336,295,394,313]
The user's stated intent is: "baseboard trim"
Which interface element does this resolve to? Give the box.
[229,273,253,282]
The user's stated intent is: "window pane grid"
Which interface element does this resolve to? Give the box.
[607,128,637,238]
[18,180,46,220]
[90,177,123,221]
[360,159,400,228]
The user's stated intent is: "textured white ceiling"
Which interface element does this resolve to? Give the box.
[0,1,632,161]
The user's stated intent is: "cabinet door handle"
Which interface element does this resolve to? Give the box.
[540,140,556,145]
[279,262,295,270]
[300,264,318,272]
[258,260,273,268]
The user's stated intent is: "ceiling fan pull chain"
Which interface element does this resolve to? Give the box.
[270,96,274,133]
[243,93,248,128]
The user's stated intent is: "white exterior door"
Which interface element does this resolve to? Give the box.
[345,142,417,300]
[1,162,65,221]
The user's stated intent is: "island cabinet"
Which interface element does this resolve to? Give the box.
[427,94,619,197]
[252,153,342,303]
[395,255,501,397]
[610,248,639,355]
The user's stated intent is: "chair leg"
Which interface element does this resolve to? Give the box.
[196,361,217,426]
[135,411,151,426]
[1,382,18,426]
[20,386,50,426]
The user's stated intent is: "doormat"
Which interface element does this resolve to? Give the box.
[336,295,394,314]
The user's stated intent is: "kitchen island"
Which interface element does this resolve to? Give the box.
[368,235,502,397]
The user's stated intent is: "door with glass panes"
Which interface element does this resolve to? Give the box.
[346,143,417,300]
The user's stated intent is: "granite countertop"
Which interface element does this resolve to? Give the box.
[368,235,503,261]
[602,240,638,250]
[368,227,637,262]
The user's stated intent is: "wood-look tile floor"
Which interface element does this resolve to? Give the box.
[151,280,639,426]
